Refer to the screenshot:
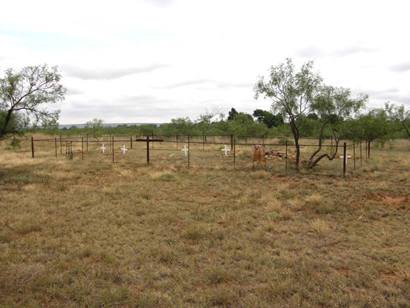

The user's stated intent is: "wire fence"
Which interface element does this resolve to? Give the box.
[21,134,375,177]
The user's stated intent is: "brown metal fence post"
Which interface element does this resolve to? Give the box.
[233,136,236,169]
[187,135,190,169]
[86,134,89,153]
[367,141,371,159]
[343,142,347,177]
[230,134,234,151]
[112,135,115,163]
[81,136,84,160]
[151,132,154,149]
[146,135,150,165]
[31,136,35,158]
[353,141,356,170]
[285,140,288,174]
[130,136,133,149]
[55,137,58,158]
[360,141,363,167]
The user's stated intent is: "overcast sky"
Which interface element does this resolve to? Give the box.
[1,0,409,124]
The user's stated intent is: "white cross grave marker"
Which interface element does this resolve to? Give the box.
[339,154,351,166]
[120,144,128,155]
[221,144,231,156]
[100,144,106,154]
[181,144,189,157]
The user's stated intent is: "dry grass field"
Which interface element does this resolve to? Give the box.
[1,136,409,307]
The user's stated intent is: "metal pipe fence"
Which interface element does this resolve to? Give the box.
[27,134,369,177]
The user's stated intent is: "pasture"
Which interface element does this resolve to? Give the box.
[0,137,409,307]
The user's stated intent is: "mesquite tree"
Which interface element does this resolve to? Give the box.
[385,103,410,139]
[255,59,322,169]
[307,86,366,168]
[0,65,66,138]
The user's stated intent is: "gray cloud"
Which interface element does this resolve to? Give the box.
[297,45,376,58]
[332,46,376,57]
[159,79,251,89]
[357,88,409,106]
[390,62,410,72]
[365,88,400,97]
[296,47,324,58]
[66,88,83,95]
[63,64,168,80]
[145,0,173,6]
[161,79,211,88]
[62,96,187,122]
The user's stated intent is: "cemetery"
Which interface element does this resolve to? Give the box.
[27,134,366,177]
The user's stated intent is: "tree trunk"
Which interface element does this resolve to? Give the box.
[0,109,13,138]
[289,119,300,170]
[308,121,328,168]
[308,126,339,169]
[308,138,340,168]
[401,122,410,139]
[367,140,371,159]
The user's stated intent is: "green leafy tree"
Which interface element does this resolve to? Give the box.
[253,109,284,128]
[356,109,390,158]
[385,102,410,139]
[85,118,104,138]
[227,108,239,121]
[307,86,366,168]
[0,65,65,138]
[255,58,322,169]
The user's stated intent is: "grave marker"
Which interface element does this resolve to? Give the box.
[120,144,128,155]
[221,144,231,156]
[181,144,189,157]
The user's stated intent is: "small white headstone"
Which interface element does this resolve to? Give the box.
[221,144,231,156]
[181,144,189,157]
[120,144,128,155]
[100,144,106,154]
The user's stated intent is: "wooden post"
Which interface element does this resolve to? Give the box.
[31,136,35,158]
[353,141,356,170]
[343,142,347,177]
[285,140,288,174]
[230,134,234,151]
[112,135,115,163]
[81,136,84,160]
[55,137,58,158]
[187,135,190,168]
[86,134,89,153]
[146,135,150,165]
[130,136,133,149]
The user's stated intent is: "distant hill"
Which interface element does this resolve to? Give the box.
[59,123,163,129]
